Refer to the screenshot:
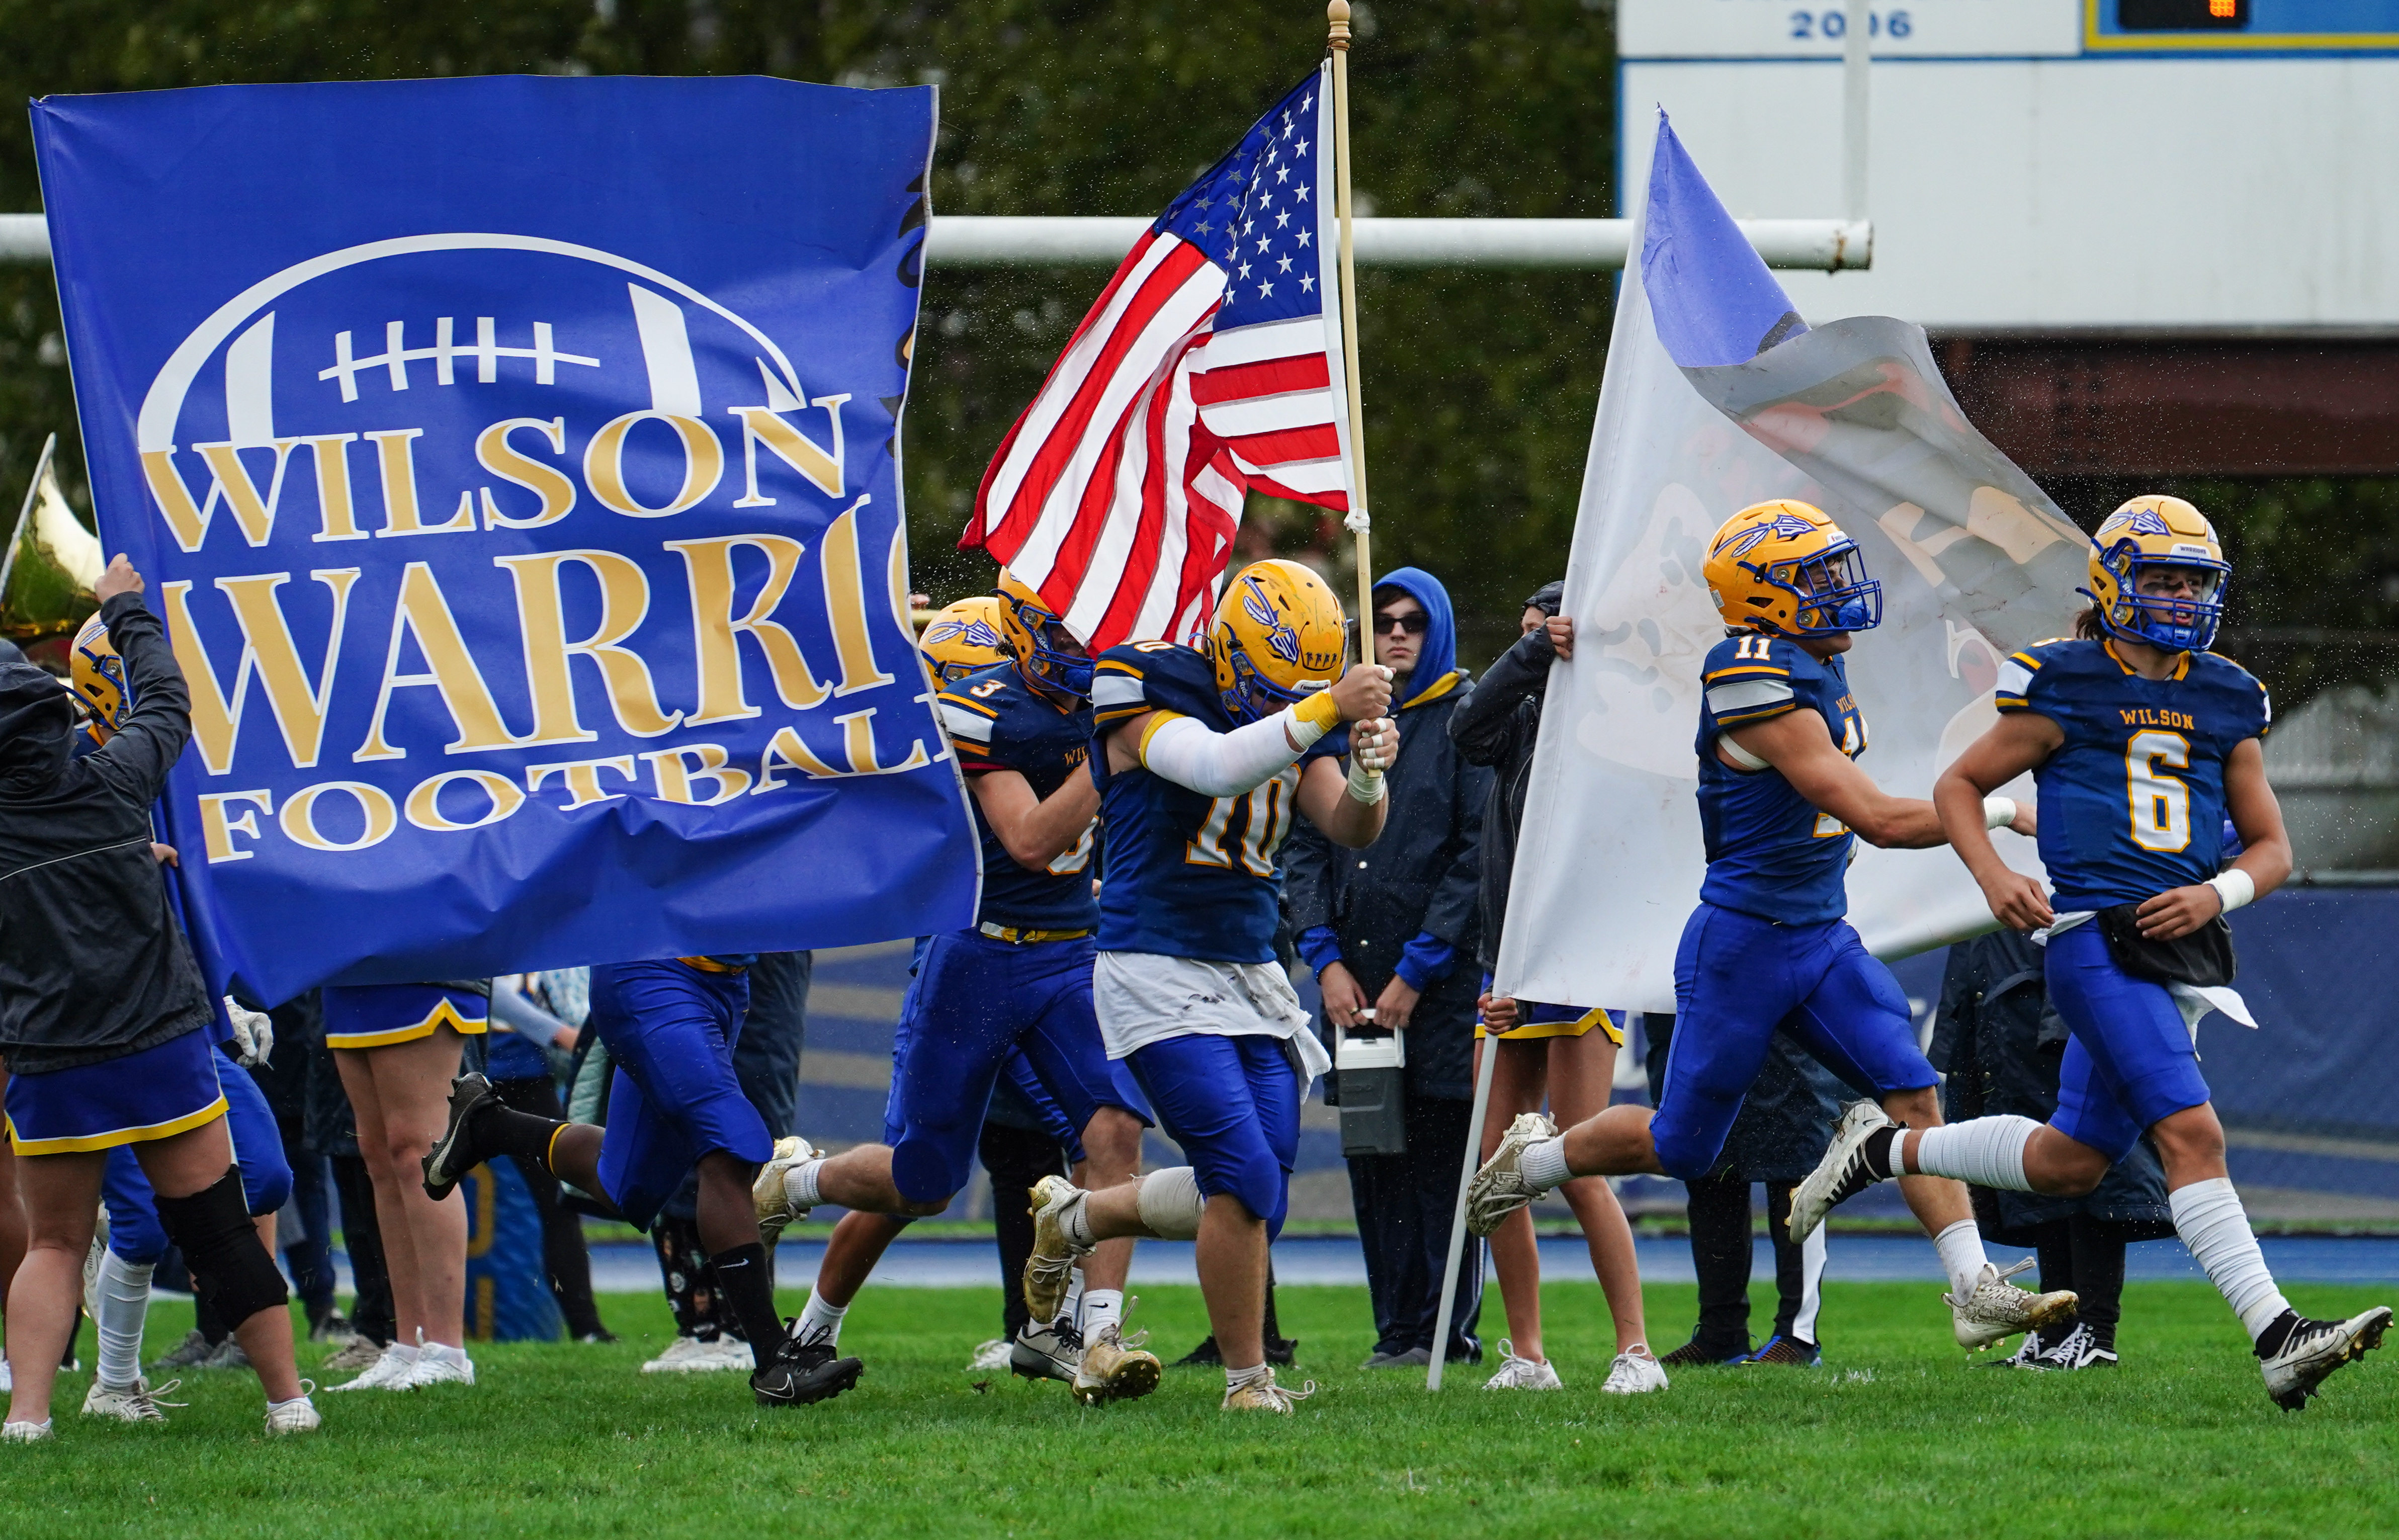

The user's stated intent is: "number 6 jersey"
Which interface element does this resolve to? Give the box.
[1996,637,2271,909]
[1090,641,1299,963]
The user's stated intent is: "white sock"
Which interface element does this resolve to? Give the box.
[796,1291,848,1346]
[1225,1360,1270,1393]
[421,1341,470,1367]
[1060,1191,1097,1249]
[268,1392,314,1413]
[1082,1289,1123,1337]
[1908,1118,2040,1191]
[1933,1219,1992,1299]
[1517,1136,1572,1193]
[1793,1219,1828,1346]
[1062,1267,1088,1330]
[2171,1177,2291,1341]
[384,1342,420,1371]
[94,1251,156,1387]
[783,1157,825,1210]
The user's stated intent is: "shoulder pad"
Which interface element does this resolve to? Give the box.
[937,663,1015,760]
[1995,637,2084,710]
[1701,633,1808,727]
[1092,641,1219,731]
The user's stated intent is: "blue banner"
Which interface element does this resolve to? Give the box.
[33,76,978,1004]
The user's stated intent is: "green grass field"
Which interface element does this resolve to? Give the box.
[5,1281,2394,1539]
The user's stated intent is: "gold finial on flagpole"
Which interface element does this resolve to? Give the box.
[1326,0,1375,668]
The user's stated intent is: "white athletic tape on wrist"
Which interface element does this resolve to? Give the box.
[1982,796,2017,830]
[2207,868,2255,913]
[1345,755,1387,805]
[1136,1166,1204,1240]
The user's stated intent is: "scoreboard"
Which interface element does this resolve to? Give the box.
[1617,0,2399,329]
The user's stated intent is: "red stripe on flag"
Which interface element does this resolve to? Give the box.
[980,241,1213,561]
[1188,353,1331,405]
[1220,422,1342,466]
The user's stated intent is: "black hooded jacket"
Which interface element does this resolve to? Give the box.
[1445,622,1558,972]
[0,592,214,1073]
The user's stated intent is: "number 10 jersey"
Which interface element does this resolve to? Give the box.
[1090,642,1299,964]
[1996,636,2271,910]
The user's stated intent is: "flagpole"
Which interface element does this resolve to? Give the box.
[1327,1,1375,658]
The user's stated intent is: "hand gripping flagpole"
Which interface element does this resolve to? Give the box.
[1327,1,1375,656]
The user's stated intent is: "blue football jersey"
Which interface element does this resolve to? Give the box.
[1089,641,1297,963]
[1997,638,2270,908]
[1693,633,1870,925]
[935,662,1101,933]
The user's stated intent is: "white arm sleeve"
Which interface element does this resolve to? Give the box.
[1139,711,1316,797]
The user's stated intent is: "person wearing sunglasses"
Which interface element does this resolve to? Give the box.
[1286,567,1494,1374]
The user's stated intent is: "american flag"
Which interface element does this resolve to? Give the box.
[963,65,1352,651]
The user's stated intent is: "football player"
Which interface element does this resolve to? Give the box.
[1015,559,1397,1414]
[1462,501,2068,1357]
[1796,495,2389,1409]
[744,571,1161,1407]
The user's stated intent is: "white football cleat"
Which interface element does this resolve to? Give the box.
[751,1135,821,1248]
[641,1334,753,1373]
[1788,1099,1894,1243]
[1022,1176,1093,1326]
[965,1338,1014,1373]
[398,1349,475,1389]
[264,1387,321,1437]
[1600,1348,1669,1395]
[322,1343,415,1392]
[1222,1366,1314,1414]
[80,1376,182,1423]
[1947,1259,2078,1351]
[1,1419,53,1443]
[1465,1113,1559,1237]
[1009,1316,1083,1385]
[1072,1319,1163,1406]
[1483,1340,1563,1391]
[2260,1307,2390,1411]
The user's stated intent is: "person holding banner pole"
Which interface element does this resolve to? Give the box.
[0,556,315,1439]
[1442,584,1657,1393]
[1464,501,2073,1356]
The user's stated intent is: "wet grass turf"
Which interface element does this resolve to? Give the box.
[3,1280,2393,1538]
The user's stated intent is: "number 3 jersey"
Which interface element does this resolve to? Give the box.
[1997,637,2270,910]
[1090,642,1298,964]
[936,662,1101,934]
[1693,633,1869,926]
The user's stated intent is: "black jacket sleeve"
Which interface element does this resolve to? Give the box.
[87,593,195,807]
[1448,627,1554,767]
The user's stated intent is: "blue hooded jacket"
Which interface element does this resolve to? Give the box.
[1283,567,1491,1100]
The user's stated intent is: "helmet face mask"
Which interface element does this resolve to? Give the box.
[1702,500,1883,638]
[994,571,1093,700]
[2083,495,2230,653]
[1209,559,1346,724]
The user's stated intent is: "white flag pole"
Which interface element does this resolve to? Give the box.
[1425,1033,1497,1391]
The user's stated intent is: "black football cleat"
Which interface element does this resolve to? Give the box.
[420,1073,497,1201]
[752,1326,864,1408]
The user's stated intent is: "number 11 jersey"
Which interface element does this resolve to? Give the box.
[1090,641,1299,963]
[1996,637,2270,909]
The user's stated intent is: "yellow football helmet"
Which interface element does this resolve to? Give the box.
[1702,499,1883,636]
[919,596,1012,683]
[1209,558,1346,723]
[69,609,130,740]
[2084,494,2229,652]
[993,569,1092,697]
